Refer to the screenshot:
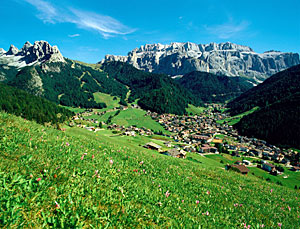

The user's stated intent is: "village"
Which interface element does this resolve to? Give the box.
[70,103,300,178]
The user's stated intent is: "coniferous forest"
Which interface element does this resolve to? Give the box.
[0,83,74,124]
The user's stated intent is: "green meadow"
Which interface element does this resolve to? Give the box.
[217,107,259,126]
[1,111,299,227]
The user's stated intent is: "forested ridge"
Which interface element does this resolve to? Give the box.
[177,71,253,103]
[101,61,201,114]
[229,64,300,148]
[228,64,300,115]
[8,59,128,109]
[0,83,74,124]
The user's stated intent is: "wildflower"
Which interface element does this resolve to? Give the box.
[118,169,120,172]
[239,204,243,207]
[36,178,42,182]
[30,174,33,178]
[157,202,162,206]
[139,161,144,165]
[288,206,291,211]
[206,190,210,195]
[55,201,60,209]
[234,203,238,207]
[205,211,209,216]
[53,174,57,178]
[81,155,84,160]
[92,155,95,160]
[66,142,70,146]
[278,223,282,227]
[243,223,251,229]
[270,189,273,193]
[261,224,265,227]
[196,200,199,204]
[109,160,113,165]
[182,200,184,203]
[165,190,170,198]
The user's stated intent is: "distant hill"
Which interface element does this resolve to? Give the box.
[177,71,253,103]
[100,61,201,114]
[0,83,73,124]
[228,64,300,148]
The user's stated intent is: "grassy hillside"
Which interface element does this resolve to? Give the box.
[216,107,259,126]
[93,92,120,110]
[110,108,168,133]
[1,111,299,227]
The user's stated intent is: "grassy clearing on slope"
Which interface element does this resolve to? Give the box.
[1,112,299,228]
[93,92,120,110]
[217,106,259,125]
[186,104,206,115]
[110,108,168,133]
[61,106,86,113]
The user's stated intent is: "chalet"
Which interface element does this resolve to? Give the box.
[199,146,218,154]
[262,162,276,172]
[165,148,187,159]
[226,164,249,175]
[143,142,162,152]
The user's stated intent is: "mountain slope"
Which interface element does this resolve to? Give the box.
[234,92,300,148]
[8,59,129,108]
[100,61,201,114]
[177,71,253,103]
[228,64,300,115]
[228,64,300,148]
[101,42,300,81]
[1,111,299,227]
[0,83,73,124]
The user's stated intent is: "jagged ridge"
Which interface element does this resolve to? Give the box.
[101,42,300,82]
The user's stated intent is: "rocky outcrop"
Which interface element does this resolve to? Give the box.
[101,42,300,81]
[0,41,65,69]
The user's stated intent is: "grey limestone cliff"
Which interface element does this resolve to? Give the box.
[101,42,300,82]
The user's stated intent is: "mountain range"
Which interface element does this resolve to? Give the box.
[0,40,258,114]
[102,42,300,82]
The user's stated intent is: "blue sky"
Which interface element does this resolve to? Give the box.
[1,0,299,63]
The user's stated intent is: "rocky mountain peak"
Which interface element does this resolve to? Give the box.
[6,45,19,55]
[101,41,300,82]
[0,40,65,69]
[0,48,5,54]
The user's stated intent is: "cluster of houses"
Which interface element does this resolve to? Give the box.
[143,142,187,159]
[71,104,299,174]
[146,106,299,171]
[107,124,154,136]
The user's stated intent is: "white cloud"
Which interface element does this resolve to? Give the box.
[23,0,135,38]
[205,19,250,39]
[24,0,57,23]
[68,34,80,38]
